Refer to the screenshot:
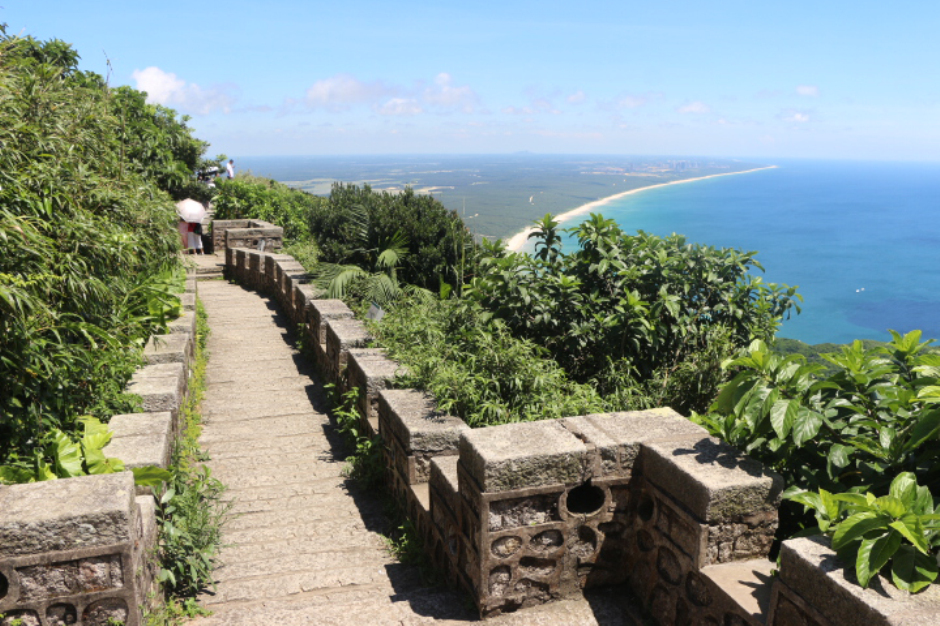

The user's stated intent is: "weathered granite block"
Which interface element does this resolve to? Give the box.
[183,275,197,294]
[234,249,248,283]
[143,333,192,367]
[292,283,325,326]
[126,362,186,417]
[430,455,462,526]
[347,349,406,435]
[640,435,783,523]
[277,261,309,309]
[460,421,590,494]
[244,250,262,290]
[180,292,196,311]
[105,412,173,470]
[0,473,136,557]
[560,408,707,478]
[378,389,469,484]
[263,254,293,294]
[166,310,196,336]
[307,299,354,346]
[769,536,940,626]
[225,223,283,253]
[324,318,372,388]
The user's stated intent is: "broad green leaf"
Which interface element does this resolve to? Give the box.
[891,545,939,593]
[770,399,799,439]
[792,409,824,447]
[857,531,901,588]
[874,496,907,519]
[828,444,852,469]
[889,473,918,507]
[905,409,940,451]
[50,431,83,477]
[889,516,929,555]
[832,512,887,549]
[132,466,172,487]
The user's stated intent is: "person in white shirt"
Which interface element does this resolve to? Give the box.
[226,159,235,179]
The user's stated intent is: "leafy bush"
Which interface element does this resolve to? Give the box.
[370,295,609,427]
[466,214,801,414]
[698,331,940,497]
[791,473,940,592]
[212,174,327,243]
[694,331,940,590]
[309,183,473,291]
[0,30,204,461]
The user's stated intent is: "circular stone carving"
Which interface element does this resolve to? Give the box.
[649,585,675,625]
[46,603,78,626]
[571,525,598,559]
[636,529,656,552]
[491,536,523,558]
[657,547,682,585]
[686,571,712,607]
[82,598,128,626]
[564,481,606,515]
[637,492,655,522]
[489,565,512,597]
[530,529,564,553]
[1,610,40,626]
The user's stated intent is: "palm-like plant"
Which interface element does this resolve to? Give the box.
[314,204,411,305]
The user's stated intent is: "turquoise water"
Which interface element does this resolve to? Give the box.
[549,160,940,344]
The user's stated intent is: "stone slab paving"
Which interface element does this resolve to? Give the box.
[188,280,641,625]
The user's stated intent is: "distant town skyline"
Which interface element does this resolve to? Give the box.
[6,1,939,161]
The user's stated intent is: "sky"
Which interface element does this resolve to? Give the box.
[5,1,940,161]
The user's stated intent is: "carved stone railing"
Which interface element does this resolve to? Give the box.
[224,245,940,625]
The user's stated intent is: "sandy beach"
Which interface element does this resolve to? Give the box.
[504,166,778,251]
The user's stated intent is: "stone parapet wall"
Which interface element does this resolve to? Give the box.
[211,219,283,255]
[223,241,940,625]
[0,275,198,626]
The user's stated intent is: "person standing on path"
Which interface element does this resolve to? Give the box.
[226,159,235,179]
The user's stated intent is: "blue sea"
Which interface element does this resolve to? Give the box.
[550,160,940,345]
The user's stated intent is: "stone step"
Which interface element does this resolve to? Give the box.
[700,558,776,626]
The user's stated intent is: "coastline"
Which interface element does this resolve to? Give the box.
[504,165,778,252]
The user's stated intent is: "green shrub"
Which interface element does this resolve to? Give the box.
[309,183,473,291]
[0,30,205,461]
[466,214,801,414]
[370,295,609,427]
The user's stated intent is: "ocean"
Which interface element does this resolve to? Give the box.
[549,160,940,345]
[241,156,940,345]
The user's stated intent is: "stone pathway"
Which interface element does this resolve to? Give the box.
[189,279,641,625]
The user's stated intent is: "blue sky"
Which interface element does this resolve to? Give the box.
[6,1,939,160]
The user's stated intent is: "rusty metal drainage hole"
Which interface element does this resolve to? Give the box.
[566,481,605,515]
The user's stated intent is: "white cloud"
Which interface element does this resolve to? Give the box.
[423,73,480,113]
[305,74,393,110]
[376,98,423,116]
[677,101,711,114]
[567,90,586,104]
[779,109,812,123]
[131,66,234,115]
[796,85,819,97]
